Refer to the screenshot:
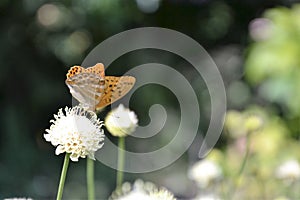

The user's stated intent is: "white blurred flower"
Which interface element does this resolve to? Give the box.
[118,190,152,200]
[275,159,300,180]
[195,193,221,200]
[249,18,273,41]
[105,104,138,137]
[188,160,222,188]
[44,106,105,161]
[109,179,176,200]
[149,188,176,200]
[4,198,33,200]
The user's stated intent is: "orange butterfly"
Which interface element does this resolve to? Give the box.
[65,63,135,110]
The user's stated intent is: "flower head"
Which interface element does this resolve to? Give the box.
[44,106,105,161]
[195,193,221,200]
[105,104,138,137]
[188,159,222,188]
[109,179,176,200]
[118,190,151,200]
[149,189,176,200]
[275,159,300,181]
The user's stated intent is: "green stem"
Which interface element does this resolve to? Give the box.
[117,136,125,189]
[237,136,251,177]
[87,158,95,200]
[56,153,70,200]
[231,135,251,199]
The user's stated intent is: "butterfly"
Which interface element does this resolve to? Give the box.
[65,63,136,111]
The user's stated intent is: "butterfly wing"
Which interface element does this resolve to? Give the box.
[84,63,105,78]
[66,63,135,110]
[96,76,136,109]
[65,72,105,109]
[66,66,85,79]
[66,63,105,79]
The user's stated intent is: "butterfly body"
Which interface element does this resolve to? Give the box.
[66,63,135,110]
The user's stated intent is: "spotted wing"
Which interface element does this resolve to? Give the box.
[66,66,85,79]
[66,63,105,79]
[96,76,136,109]
[65,72,105,109]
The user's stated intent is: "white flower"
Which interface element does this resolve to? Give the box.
[195,193,221,200]
[275,159,300,180]
[109,179,176,200]
[149,189,176,200]
[188,160,222,188]
[44,106,105,162]
[105,104,138,137]
[118,190,152,200]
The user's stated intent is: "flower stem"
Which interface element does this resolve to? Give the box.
[237,136,251,177]
[117,136,125,189]
[87,158,95,200]
[230,135,251,199]
[56,153,70,200]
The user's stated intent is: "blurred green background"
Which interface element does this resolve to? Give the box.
[1,0,300,199]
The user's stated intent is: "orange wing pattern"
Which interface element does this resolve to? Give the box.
[96,76,136,109]
[65,63,135,110]
[66,63,105,79]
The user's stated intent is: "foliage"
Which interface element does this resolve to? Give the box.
[245,4,300,118]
